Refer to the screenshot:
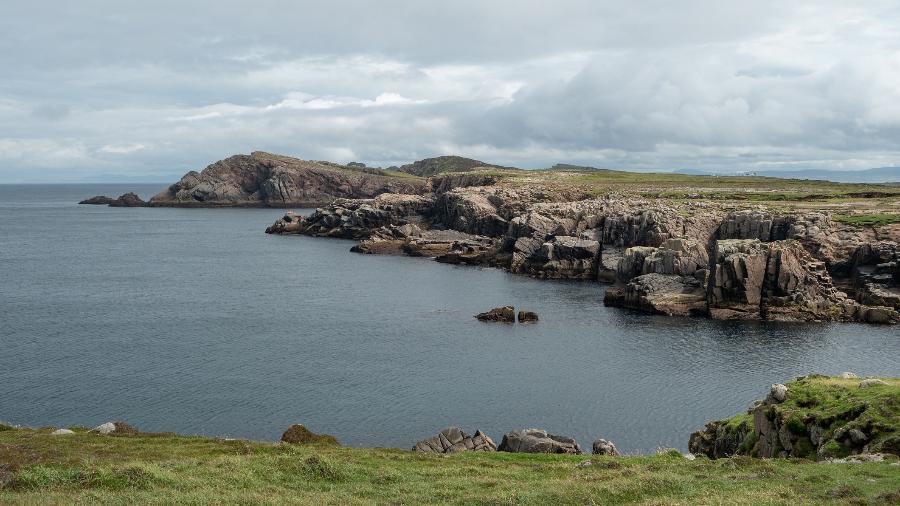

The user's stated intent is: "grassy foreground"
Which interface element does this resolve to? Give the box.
[1,426,899,505]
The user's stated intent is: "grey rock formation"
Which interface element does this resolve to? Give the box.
[151,152,426,207]
[768,384,788,403]
[498,429,583,454]
[79,192,147,207]
[517,310,539,323]
[79,195,116,205]
[707,239,768,319]
[260,173,897,324]
[591,439,620,456]
[475,306,515,323]
[859,378,888,389]
[412,426,497,453]
[606,273,707,317]
[92,421,137,435]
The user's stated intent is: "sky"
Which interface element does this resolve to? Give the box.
[1,1,900,182]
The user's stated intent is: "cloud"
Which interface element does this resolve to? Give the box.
[1,1,899,181]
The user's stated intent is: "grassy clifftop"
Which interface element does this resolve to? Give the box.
[1,424,899,505]
[691,376,900,461]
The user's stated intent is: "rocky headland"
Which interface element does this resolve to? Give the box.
[148,151,427,207]
[264,158,900,324]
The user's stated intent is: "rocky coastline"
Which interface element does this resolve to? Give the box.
[77,151,900,324]
[266,179,900,324]
[4,375,896,463]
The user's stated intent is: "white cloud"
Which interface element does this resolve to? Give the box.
[1,1,900,181]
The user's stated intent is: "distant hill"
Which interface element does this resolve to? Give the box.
[674,167,900,183]
[397,156,513,177]
[548,163,615,173]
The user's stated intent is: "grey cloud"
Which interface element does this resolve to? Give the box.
[1,1,899,181]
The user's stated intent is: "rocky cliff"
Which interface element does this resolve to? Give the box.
[148,152,427,207]
[689,375,900,460]
[267,178,899,323]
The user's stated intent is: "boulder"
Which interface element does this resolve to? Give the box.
[859,379,888,389]
[609,273,707,317]
[768,384,788,403]
[591,439,620,456]
[50,429,75,436]
[280,424,339,445]
[412,426,497,453]
[517,310,539,323]
[497,429,582,454]
[92,421,137,435]
[265,212,305,234]
[475,306,515,323]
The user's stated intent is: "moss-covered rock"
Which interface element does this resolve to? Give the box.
[280,424,339,446]
[690,375,900,460]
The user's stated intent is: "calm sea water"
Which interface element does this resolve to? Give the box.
[1,184,898,452]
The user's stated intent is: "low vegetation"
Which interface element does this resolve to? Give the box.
[1,424,899,504]
[833,214,900,227]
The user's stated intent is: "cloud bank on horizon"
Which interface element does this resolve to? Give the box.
[1,0,899,182]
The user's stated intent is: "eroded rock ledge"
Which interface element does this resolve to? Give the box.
[266,183,900,324]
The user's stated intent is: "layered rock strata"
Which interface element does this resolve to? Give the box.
[265,182,899,324]
[149,152,426,207]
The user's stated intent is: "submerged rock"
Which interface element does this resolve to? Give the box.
[475,306,515,323]
[412,426,497,453]
[498,429,583,454]
[79,195,116,205]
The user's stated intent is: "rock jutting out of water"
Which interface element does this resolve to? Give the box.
[79,192,147,207]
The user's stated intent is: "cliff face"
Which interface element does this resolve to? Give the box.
[689,375,900,460]
[266,179,899,324]
[149,152,427,207]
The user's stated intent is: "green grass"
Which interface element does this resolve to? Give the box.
[833,214,900,227]
[482,167,900,209]
[1,427,899,505]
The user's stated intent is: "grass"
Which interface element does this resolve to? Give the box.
[1,426,899,505]
[833,214,900,227]
[473,166,900,210]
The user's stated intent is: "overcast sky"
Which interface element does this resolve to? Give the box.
[2,1,900,182]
